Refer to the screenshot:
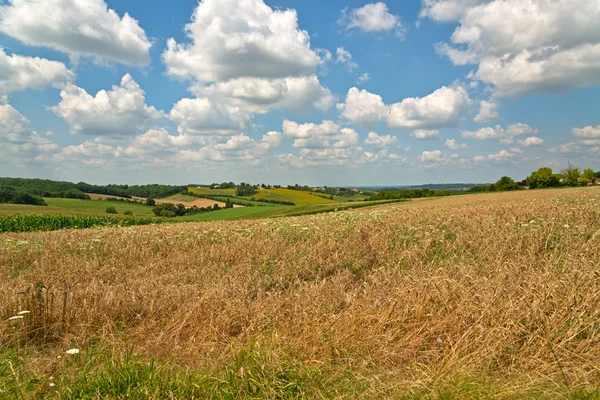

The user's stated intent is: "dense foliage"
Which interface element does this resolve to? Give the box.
[0,214,167,233]
[235,183,258,197]
[369,188,448,200]
[0,178,186,200]
[152,201,231,218]
[0,186,47,206]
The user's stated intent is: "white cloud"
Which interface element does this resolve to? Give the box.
[124,128,194,156]
[170,97,252,136]
[0,100,29,136]
[357,73,371,85]
[420,150,444,163]
[387,85,471,129]
[162,0,324,83]
[191,76,335,114]
[364,131,398,149]
[509,147,524,154]
[572,125,600,139]
[0,48,73,94]
[461,123,538,144]
[506,123,538,136]
[549,142,581,154]
[430,0,600,97]
[517,136,544,147]
[445,138,468,149]
[340,2,405,38]
[336,47,358,71]
[411,129,439,139]
[461,125,504,140]
[419,0,489,22]
[488,149,514,161]
[0,100,59,159]
[337,87,389,125]
[338,84,471,129]
[52,74,163,136]
[473,100,498,123]
[282,119,359,149]
[0,0,151,65]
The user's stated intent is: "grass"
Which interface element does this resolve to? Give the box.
[2,187,600,398]
[250,188,339,206]
[180,205,289,221]
[44,198,155,216]
[188,187,237,196]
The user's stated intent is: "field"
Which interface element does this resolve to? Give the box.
[251,188,339,206]
[156,194,242,209]
[188,187,237,196]
[2,187,600,398]
[0,198,155,216]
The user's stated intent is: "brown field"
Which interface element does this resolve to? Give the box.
[2,187,600,398]
[86,193,134,201]
[154,196,243,209]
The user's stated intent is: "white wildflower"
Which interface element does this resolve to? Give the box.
[8,316,23,321]
[65,348,80,355]
[49,382,55,387]
[17,310,30,315]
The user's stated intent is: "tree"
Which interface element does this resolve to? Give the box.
[561,163,581,186]
[145,197,156,206]
[526,167,560,189]
[105,206,118,214]
[495,176,520,191]
[582,168,596,185]
[225,198,233,208]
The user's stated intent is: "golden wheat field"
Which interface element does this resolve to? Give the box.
[2,187,600,399]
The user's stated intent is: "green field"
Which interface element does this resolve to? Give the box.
[0,198,155,216]
[250,188,339,206]
[188,187,237,196]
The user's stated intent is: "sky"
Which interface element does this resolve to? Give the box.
[0,0,599,186]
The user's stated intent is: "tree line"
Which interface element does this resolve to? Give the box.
[0,178,187,200]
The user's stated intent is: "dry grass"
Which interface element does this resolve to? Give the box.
[2,187,600,398]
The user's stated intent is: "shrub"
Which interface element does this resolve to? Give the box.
[159,210,177,218]
[105,206,118,214]
[123,210,133,215]
[146,197,156,206]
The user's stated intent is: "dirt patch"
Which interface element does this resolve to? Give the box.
[155,198,243,209]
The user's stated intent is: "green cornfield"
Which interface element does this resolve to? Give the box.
[0,214,170,233]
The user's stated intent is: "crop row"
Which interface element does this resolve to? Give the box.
[0,214,170,233]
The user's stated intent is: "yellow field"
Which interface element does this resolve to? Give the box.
[251,188,339,205]
[2,187,600,398]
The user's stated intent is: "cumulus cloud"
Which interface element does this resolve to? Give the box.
[52,74,163,136]
[419,0,489,22]
[445,138,468,149]
[473,100,499,123]
[170,97,252,136]
[337,87,389,125]
[411,129,439,139]
[0,99,59,159]
[163,0,323,83]
[339,2,405,38]
[488,149,514,161]
[517,136,544,147]
[338,84,471,129]
[0,0,151,65]
[428,0,600,97]
[336,47,358,71]
[357,73,370,85]
[419,150,444,163]
[572,125,600,139]
[461,123,539,144]
[282,119,358,149]
[0,48,73,94]
[364,131,398,149]
[176,131,283,164]
[549,142,581,154]
[387,85,471,129]
[162,0,333,134]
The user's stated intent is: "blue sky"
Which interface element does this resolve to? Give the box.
[0,0,598,186]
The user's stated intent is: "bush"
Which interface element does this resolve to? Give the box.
[146,197,156,206]
[105,206,118,214]
[159,210,177,218]
[123,210,133,215]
